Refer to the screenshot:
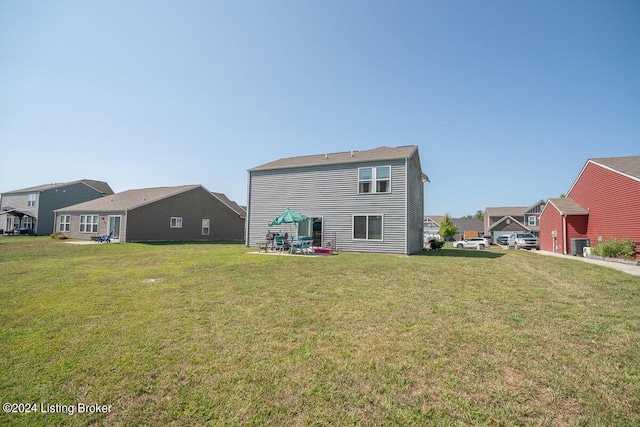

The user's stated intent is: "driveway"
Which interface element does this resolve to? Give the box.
[533,250,640,277]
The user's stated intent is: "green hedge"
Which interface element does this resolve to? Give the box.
[592,239,636,260]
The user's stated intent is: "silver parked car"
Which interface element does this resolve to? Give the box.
[507,233,540,250]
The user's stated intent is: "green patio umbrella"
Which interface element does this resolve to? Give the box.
[268,208,310,226]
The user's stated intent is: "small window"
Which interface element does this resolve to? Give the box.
[202,219,210,235]
[27,193,37,207]
[375,166,390,193]
[358,168,372,193]
[170,217,183,228]
[79,215,98,233]
[353,215,383,240]
[59,215,70,232]
[528,216,536,226]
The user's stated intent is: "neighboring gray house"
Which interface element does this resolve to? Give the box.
[246,146,428,255]
[54,185,245,242]
[484,200,546,240]
[0,179,113,235]
[424,216,485,242]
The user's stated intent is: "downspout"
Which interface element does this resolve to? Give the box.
[404,158,408,255]
[246,171,251,248]
[562,214,568,255]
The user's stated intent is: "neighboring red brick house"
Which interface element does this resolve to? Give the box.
[540,156,640,256]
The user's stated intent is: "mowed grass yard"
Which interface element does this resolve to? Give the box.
[1,238,639,426]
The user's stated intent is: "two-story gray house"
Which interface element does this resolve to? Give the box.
[0,179,113,235]
[246,146,428,255]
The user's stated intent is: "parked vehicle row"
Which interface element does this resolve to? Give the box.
[453,233,540,250]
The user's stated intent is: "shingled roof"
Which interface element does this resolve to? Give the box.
[56,185,199,212]
[590,156,640,181]
[546,198,589,215]
[2,179,114,195]
[249,146,419,171]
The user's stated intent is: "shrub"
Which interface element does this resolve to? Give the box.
[50,232,69,240]
[427,239,444,250]
[592,239,635,260]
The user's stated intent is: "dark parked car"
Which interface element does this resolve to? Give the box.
[496,235,509,246]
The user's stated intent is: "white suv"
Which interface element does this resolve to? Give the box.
[453,238,488,249]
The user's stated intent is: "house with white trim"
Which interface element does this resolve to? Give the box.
[0,179,113,235]
[246,146,428,254]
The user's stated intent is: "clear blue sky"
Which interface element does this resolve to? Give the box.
[1,1,638,217]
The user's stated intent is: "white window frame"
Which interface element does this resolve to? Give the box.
[352,214,384,241]
[170,217,183,228]
[528,215,536,226]
[79,215,98,233]
[27,193,37,207]
[202,219,210,235]
[358,166,391,194]
[59,215,71,232]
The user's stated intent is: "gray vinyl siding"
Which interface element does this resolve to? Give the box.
[247,159,411,254]
[1,182,105,235]
[38,183,106,235]
[406,151,425,254]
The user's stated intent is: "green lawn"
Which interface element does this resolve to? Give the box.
[1,237,639,426]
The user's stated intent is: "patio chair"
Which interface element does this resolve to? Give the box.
[292,236,313,255]
[274,235,290,253]
[98,230,113,243]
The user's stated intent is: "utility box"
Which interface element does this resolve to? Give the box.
[571,238,590,256]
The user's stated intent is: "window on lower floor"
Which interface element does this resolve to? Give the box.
[79,215,98,233]
[59,215,70,232]
[202,219,210,235]
[353,215,383,240]
[170,217,183,228]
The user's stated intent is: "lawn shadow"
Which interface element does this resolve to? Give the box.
[415,248,505,259]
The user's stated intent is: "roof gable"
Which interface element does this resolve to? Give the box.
[567,156,640,196]
[590,156,640,181]
[488,215,531,232]
[249,146,419,172]
[545,198,589,216]
[211,192,246,218]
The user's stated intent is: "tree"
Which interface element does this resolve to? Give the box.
[461,210,484,220]
[438,214,459,241]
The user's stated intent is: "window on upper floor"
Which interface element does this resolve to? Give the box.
[528,215,536,226]
[358,166,391,194]
[28,193,36,207]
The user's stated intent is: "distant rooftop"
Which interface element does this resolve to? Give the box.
[2,179,114,196]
